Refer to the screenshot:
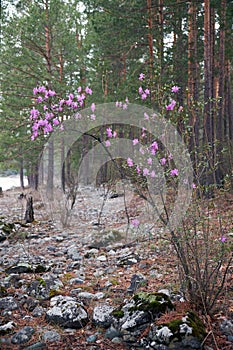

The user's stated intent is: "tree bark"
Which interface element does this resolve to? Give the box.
[24,196,34,223]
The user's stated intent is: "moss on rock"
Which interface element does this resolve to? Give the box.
[131,292,174,317]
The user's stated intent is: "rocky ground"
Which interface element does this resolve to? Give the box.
[0,185,232,350]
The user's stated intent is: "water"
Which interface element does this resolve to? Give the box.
[0,175,28,191]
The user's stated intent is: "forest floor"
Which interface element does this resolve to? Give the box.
[0,184,232,349]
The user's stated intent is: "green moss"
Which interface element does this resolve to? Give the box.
[37,278,46,287]
[131,292,174,316]
[186,311,206,340]
[0,285,7,297]
[164,319,183,333]
[49,289,61,298]
[112,309,124,319]
[34,264,47,273]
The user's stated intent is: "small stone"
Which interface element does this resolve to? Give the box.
[42,330,61,342]
[97,255,107,262]
[11,326,35,344]
[104,326,121,340]
[127,273,147,294]
[111,337,122,344]
[32,306,45,317]
[0,296,18,311]
[0,321,16,334]
[23,342,47,350]
[86,334,97,343]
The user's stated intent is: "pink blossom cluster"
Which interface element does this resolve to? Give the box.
[165,85,183,111]
[30,85,94,140]
[115,97,129,110]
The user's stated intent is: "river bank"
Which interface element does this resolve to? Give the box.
[0,175,28,191]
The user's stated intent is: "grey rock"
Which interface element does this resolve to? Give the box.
[23,342,47,350]
[0,296,18,311]
[111,337,123,344]
[69,277,84,284]
[11,326,35,344]
[77,291,95,299]
[104,326,121,339]
[42,330,61,342]
[220,318,233,336]
[32,306,46,317]
[86,334,97,343]
[27,275,63,300]
[93,304,114,328]
[117,253,140,266]
[127,273,147,294]
[67,246,82,261]
[0,321,16,334]
[46,295,89,329]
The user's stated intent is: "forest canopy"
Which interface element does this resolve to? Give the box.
[0,0,233,191]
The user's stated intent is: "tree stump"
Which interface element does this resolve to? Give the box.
[24,196,34,223]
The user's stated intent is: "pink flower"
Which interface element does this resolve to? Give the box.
[141,93,147,100]
[220,236,227,243]
[145,88,150,95]
[91,103,96,113]
[75,113,82,119]
[38,86,47,93]
[144,112,149,120]
[170,168,179,177]
[171,85,180,93]
[47,89,56,97]
[192,183,196,189]
[133,138,139,145]
[166,99,176,111]
[131,218,140,227]
[139,73,145,81]
[143,168,150,176]
[36,96,43,103]
[33,87,39,95]
[90,114,96,120]
[125,97,129,103]
[136,165,141,174]
[77,86,82,93]
[168,153,173,160]
[106,127,113,138]
[116,101,119,107]
[53,119,60,126]
[160,158,166,165]
[113,131,117,138]
[139,147,145,154]
[85,86,92,95]
[127,158,134,167]
[178,106,183,112]
[150,141,158,153]
[30,108,40,120]
[105,140,111,147]
[122,103,128,110]
[150,170,156,178]
[138,86,143,94]
[147,157,152,165]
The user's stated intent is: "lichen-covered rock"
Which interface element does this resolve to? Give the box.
[131,291,174,316]
[46,295,89,328]
[27,275,63,300]
[11,326,35,344]
[0,296,18,311]
[93,304,114,328]
[127,273,148,294]
[42,330,61,342]
[0,321,16,335]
